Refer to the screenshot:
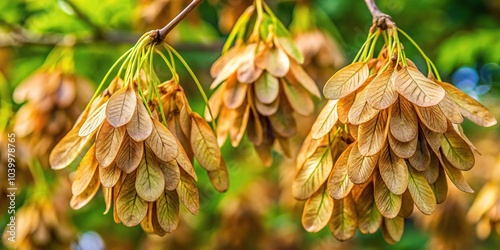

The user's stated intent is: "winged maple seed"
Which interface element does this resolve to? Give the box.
[207,1,321,166]
[294,25,497,243]
[49,33,227,235]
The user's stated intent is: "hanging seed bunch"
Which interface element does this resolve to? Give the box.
[207,0,321,166]
[10,48,93,166]
[415,188,474,250]
[217,0,254,34]
[291,3,346,81]
[49,32,228,235]
[467,156,500,240]
[293,23,497,242]
[1,177,75,250]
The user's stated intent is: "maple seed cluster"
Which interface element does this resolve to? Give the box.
[12,60,93,165]
[1,198,74,249]
[294,26,497,243]
[50,34,227,235]
[207,1,320,166]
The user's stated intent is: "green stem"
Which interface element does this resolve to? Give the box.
[85,47,133,111]
[165,44,217,130]
[28,159,49,197]
[397,28,441,81]
[354,31,378,63]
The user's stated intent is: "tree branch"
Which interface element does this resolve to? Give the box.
[0,29,222,52]
[152,0,204,44]
[363,0,396,30]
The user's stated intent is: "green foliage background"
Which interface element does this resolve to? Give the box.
[1,0,499,249]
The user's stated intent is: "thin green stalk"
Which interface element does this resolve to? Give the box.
[366,30,380,61]
[165,44,217,130]
[150,48,168,126]
[85,47,133,111]
[28,159,49,198]
[397,28,441,81]
[353,31,377,63]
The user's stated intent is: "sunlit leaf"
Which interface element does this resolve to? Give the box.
[116,171,148,227]
[50,114,93,170]
[224,74,248,109]
[99,163,121,188]
[79,102,107,136]
[255,71,279,104]
[441,126,474,171]
[207,159,230,193]
[348,142,379,184]
[146,118,178,162]
[311,100,338,139]
[276,36,304,64]
[324,62,369,99]
[329,194,358,241]
[348,82,379,125]
[156,190,180,233]
[438,94,463,124]
[358,111,388,156]
[431,167,448,204]
[293,146,333,200]
[408,133,430,171]
[378,144,408,195]
[407,166,436,215]
[211,45,244,78]
[70,168,100,210]
[229,103,250,146]
[374,171,402,218]
[414,104,447,133]
[383,217,404,243]
[395,67,445,107]
[106,85,137,127]
[398,190,414,218]
[190,113,221,171]
[116,134,144,173]
[441,157,474,193]
[328,144,354,199]
[388,131,417,159]
[127,98,153,142]
[337,92,356,124]
[289,60,321,98]
[136,148,165,202]
[390,97,418,142]
[176,171,200,215]
[237,44,263,83]
[72,145,98,196]
[282,78,314,116]
[302,185,334,232]
[255,92,280,116]
[438,81,496,127]
[367,70,398,110]
[96,120,126,168]
[355,184,383,234]
[263,46,290,77]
